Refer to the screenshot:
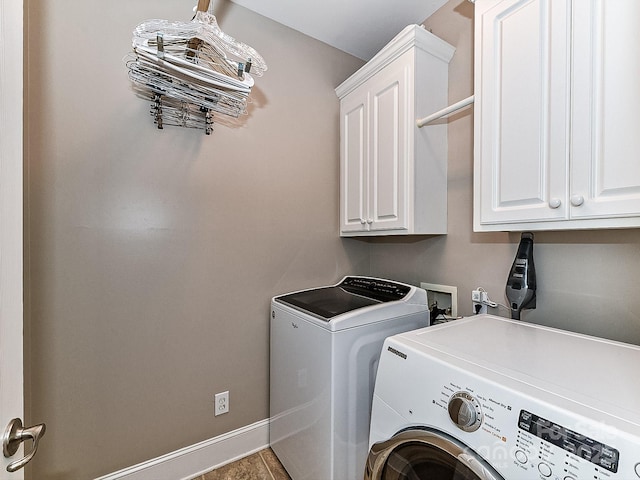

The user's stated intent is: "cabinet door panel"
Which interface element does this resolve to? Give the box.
[369,58,409,231]
[571,0,640,219]
[476,0,570,225]
[340,89,369,233]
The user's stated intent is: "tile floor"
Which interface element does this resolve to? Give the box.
[191,448,291,480]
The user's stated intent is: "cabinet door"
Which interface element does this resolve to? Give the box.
[368,53,410,232]
[340,84,369,233]
[570,0,640,220]
[475,0,571,226]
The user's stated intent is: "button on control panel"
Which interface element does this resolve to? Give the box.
[537,462,552,477]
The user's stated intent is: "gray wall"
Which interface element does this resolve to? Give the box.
[369,0,640,345]
[24,1,365,478]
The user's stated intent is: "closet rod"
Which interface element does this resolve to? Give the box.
[416,95,474,128]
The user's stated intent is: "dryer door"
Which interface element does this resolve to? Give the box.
[364,428,505,480]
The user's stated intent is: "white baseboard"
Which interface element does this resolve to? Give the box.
[94,419,270,480]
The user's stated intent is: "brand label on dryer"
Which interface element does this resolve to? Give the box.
[387,346,407,359]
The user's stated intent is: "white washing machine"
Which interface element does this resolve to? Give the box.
[270,276,430,480]
[366,314,640,480]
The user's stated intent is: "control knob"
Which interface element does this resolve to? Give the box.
[448,392,483,432]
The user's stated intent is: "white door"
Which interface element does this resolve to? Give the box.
[1,1,45,477]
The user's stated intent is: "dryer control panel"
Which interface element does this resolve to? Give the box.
[514,410,624,480]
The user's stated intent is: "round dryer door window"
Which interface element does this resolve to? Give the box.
[364,428,505,480]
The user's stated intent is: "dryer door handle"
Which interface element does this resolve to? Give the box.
[457,453,501,480]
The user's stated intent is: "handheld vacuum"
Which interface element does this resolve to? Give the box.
[505,232,536,320]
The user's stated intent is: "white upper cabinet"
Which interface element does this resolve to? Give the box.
[474,0,640,231]
[336,25,455,236]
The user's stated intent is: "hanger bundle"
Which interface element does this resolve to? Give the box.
[124,1,267,134]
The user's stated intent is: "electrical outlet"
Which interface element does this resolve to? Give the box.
[214,391,229,416]
[472,290,488,314]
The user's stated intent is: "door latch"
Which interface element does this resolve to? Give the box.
[2,418,46,472]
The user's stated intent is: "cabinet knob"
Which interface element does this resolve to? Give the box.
[360,218,366,225]
[549,198,561,209]
[570,195,584,207]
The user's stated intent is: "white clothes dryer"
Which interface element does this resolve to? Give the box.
[270,276,430,480]
[366,314,640,480]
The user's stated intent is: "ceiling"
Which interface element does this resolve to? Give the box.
[228,0,449,61]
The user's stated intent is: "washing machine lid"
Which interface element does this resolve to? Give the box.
[274,276,412,321]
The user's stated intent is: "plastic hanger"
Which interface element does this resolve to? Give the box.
[133,1,267,78]
[125,0,266,133]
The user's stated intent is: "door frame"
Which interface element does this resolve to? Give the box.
[0,0,25,477]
